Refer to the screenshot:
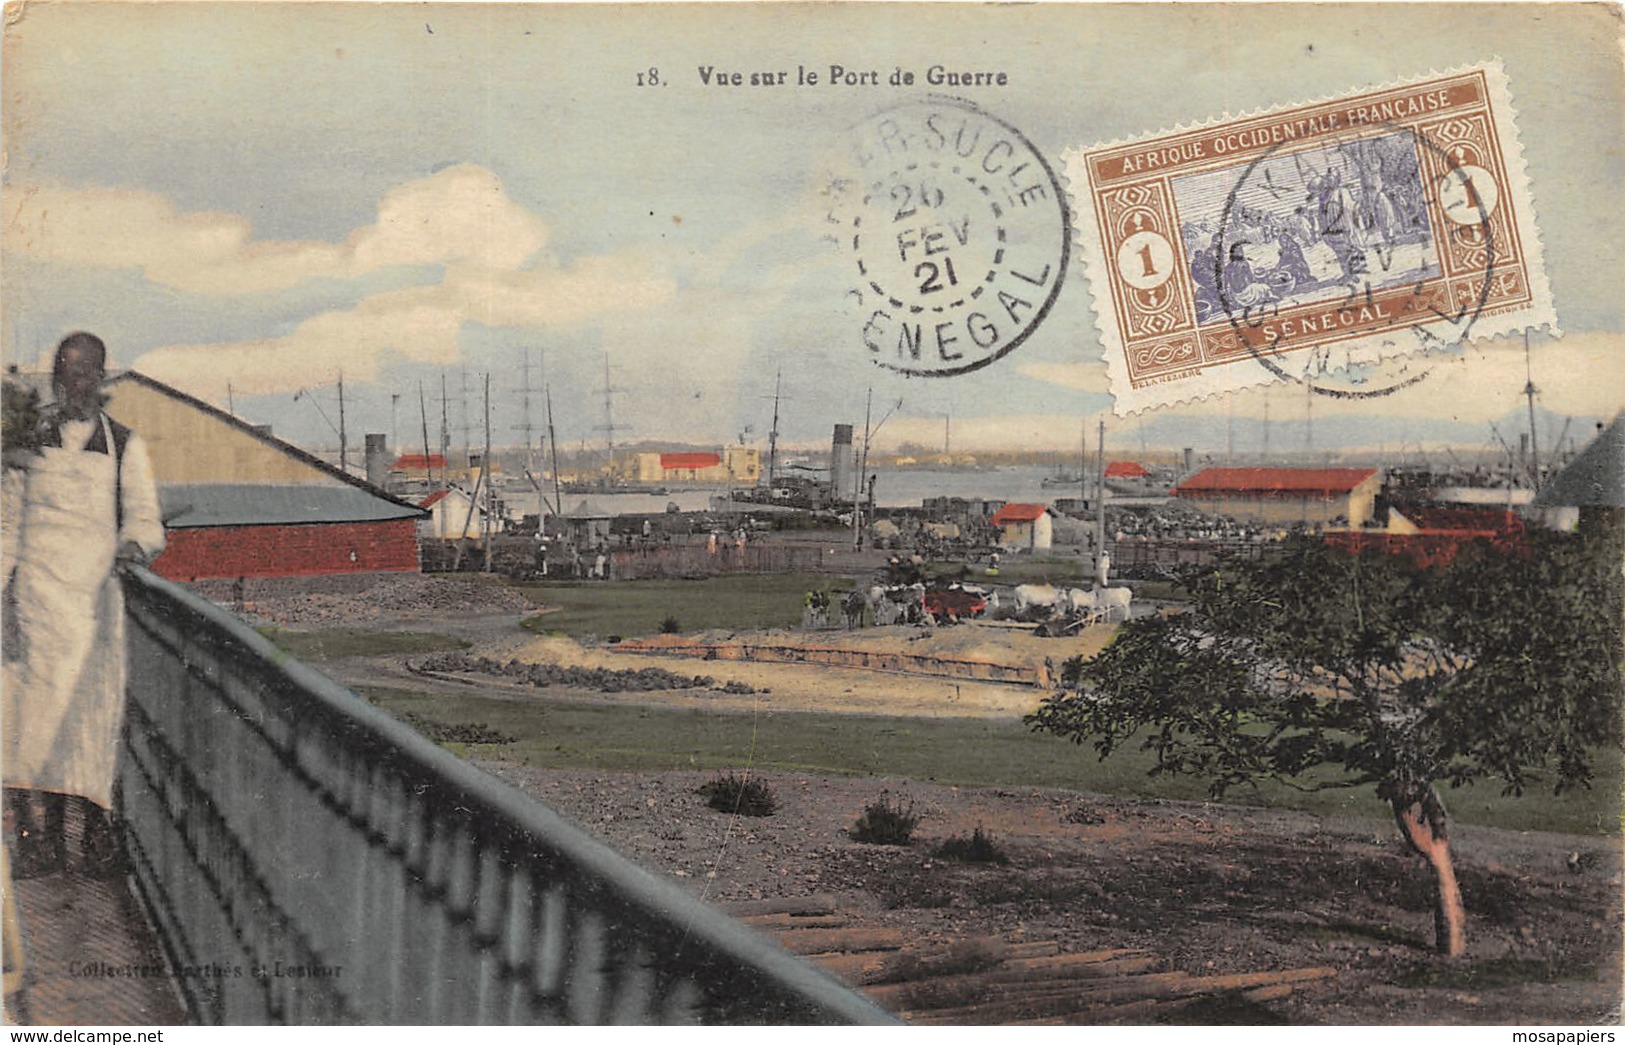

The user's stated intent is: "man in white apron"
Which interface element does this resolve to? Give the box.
[2,332,165,875]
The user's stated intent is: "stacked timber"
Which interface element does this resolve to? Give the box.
[616,636,1043,686]
[725,896,1334,1025]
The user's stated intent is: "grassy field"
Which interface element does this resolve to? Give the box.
[508,562,1186,642]
[259,628,469,663]
[510,572,853,639]
[359,686,1622,837]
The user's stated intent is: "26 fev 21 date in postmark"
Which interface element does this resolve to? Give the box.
[823,96,1071,377]
[1065,61,1558,413]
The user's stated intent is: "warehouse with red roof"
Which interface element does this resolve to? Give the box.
[627,447,760,484]
[1173,467,1382,528]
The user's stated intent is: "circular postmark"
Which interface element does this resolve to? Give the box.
[825,97,1070,377]
[1209,119,1498,400]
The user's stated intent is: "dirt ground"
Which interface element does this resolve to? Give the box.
[243,574,1624,1025]
[480,764,1622,1025]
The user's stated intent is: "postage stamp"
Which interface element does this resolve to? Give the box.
[1066,61,1558,413]
[824,97,1071,377]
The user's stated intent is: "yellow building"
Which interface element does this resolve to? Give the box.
[629,447,760,485]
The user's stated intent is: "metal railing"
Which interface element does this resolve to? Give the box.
[116,566,895,1025]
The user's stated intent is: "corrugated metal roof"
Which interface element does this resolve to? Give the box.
[991,502,1049,524]
[1175,467,1378,495]
[1534,414,1625,509]
[160,484,426,528]
[103,371,424,515]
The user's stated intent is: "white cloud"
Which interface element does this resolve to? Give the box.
[6,183,346,295]
[64,163,705,397]
[132,249,681,397]
[351,167,548,275]
[5,164,547,294]
[134,294,466,394]
[60,163,858,404]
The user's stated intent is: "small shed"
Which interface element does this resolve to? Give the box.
[991,502,1054,551]
[418,486,498,540]
[563,499,613,549]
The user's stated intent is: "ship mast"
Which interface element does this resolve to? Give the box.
[336,370,349,477]
[483,373,494,572]
[545,385,565,518]
[439,375,451,477]
[517,347,537,477]
[594,354,627,483]
[767,369,782,488]
[1523,332,1541,490]
[1078,418,1087,504]
[1095,417,1107,566]
[852,388,872,549]
[418,380,434,489]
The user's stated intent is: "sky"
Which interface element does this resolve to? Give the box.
[4,2,1622,459]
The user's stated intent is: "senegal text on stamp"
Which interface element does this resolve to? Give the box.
[1065,61,1557,413]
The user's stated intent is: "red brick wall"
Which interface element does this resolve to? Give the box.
[152,520,421,581]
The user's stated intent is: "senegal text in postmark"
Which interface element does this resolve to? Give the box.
[1065,61,1557,413]
[826,97,1070,377]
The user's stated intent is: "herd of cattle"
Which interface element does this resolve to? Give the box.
[805,581,1135,632]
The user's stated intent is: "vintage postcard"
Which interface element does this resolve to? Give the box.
[1,1,1620,1031]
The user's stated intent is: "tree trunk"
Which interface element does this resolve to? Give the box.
[1393,795,1466,957]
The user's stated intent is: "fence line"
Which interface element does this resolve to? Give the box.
[608,543,827,580]
[1111,538,1269,571]
[118,566,895,1025]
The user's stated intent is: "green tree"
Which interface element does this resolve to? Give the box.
[1027,530,1622,956]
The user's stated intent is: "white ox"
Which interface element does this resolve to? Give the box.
[1091,586,1133,623]
[1054,586,1133,624]
[1014,583,1132,624]
[1013,584,1061,615]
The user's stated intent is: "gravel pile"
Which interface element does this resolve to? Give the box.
[188,573,535,626]
[413,651,760,694]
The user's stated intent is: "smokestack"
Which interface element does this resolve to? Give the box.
[365,433,389,487]
[830,424,854,500]
[1182,447,1194,476]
